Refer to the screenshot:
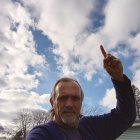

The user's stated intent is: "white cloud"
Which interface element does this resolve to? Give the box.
[132,69,140,89]
[0,0,48,127]
[100,88,116,110]
[21,0,98,80]
[0,0,47,90]
[95,78,103,86]
[128,33,140,89]
[21,0,140,81]
[102,0,140,46]
[129,59,140,89]
[0,89,50,127]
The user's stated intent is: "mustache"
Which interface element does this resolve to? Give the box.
[61,108,76,113]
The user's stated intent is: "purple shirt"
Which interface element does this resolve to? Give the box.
[57,123,82,140]
[26,75,136,140]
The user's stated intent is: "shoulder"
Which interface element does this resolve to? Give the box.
[32,121,55,132]
[80,114,111,123]
[79,115,108,139]
[79,115,102,129]
[79,113,115,130]
[26,121,58,140]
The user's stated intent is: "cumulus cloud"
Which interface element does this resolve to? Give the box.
[128,33,140,89]
[129,59,140,89]
[0,89,50,126]
[100,88,116,110]
[102,0,140,46]
[101,0,140,90]
[0,0,47,90]
[21,0,99,79]
[20,0,140,81]
[0,0,49,127]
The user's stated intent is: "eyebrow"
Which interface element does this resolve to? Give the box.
[58,94,81,100]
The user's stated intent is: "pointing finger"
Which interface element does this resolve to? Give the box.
[100,45,107,58]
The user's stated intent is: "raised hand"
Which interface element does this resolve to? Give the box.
[100,45,124,82]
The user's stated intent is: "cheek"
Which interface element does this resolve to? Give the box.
[54,102,63,114]
[74,102,82,111]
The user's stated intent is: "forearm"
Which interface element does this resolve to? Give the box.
[111,74,136,137]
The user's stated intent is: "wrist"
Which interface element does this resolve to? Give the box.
[112,75,124,82]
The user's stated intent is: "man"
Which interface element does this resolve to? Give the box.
[26,45,136,140]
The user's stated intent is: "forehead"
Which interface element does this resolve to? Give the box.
[55,80,81,95]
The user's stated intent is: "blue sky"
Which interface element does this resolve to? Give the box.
[0,0,140,127]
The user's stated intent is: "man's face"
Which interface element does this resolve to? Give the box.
[52,81,82,128]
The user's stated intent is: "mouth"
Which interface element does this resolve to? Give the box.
[63,112,75,114]
[62,111,75,116]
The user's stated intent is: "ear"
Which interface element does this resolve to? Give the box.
[50,97,54,107]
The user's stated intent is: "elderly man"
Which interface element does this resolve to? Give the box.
[26,45,136,140]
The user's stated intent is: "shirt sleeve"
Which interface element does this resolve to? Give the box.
[26,125,52,140]
[110,74,136,138]
[82,74,136,140]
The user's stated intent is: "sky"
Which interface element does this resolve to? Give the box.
[0,0,140,128]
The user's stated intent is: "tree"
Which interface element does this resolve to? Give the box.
[0,123,4,132]
[81,104,103,116]
[132,85,140,119]
[31,109,50,127]
[13,109,32,140]
[13,108,50,139]
[11,130,23,140]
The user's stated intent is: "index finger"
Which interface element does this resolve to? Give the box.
[100,45,107,58]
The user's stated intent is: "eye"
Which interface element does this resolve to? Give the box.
[72,96,80,101]
[58,96,68,102]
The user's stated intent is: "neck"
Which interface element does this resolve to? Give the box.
[53,116,79,128]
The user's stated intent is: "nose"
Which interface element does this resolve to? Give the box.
[65,97,73,108]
